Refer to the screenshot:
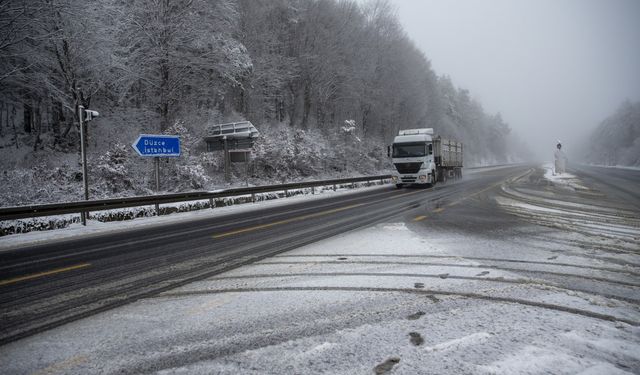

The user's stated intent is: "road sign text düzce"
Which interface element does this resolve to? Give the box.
[132,134,181,157]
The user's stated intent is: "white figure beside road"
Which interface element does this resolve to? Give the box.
[554,140,567,175]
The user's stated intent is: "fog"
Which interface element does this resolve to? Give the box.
[393,0,640,161]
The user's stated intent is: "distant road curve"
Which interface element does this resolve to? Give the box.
[572,164,640,207]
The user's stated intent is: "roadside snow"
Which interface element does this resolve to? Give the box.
[586,164,640,171]
[477,345,634,375]
[0,183,388,251]
[543,163,589,190]
[424,332,492,353]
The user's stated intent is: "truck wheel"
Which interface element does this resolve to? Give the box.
[395,183,404,189]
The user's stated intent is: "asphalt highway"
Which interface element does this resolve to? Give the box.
[0,165,529,345]
[571,164,640,209]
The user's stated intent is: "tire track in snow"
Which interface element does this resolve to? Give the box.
[272,254,640,275]
[155,286,640,326]
[254,260,640,288]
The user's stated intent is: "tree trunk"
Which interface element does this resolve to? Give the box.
[23,102,32,133]
[159,64,170,131]
[301,83,311,128]
[361,106,370,139]
[61,117,73,139]
[316,105,324,129]
[11,105,19,149]
[160,101,169,131]
[51,101,63,148]
[287,83,298,126]
[277,96,285,122]
[0,101,5,138]
[136,79,142,108]
[33,99,42,151]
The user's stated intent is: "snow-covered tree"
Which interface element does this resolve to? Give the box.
[0,0,526,206]
[114,0,252,131]
[586,100,640,166]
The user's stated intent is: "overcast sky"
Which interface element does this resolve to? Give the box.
[392,0,640,160]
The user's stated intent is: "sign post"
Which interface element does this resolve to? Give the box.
[154,157,160,191]
[154,157,160,213]
[132,134,181,214]
[204,121,259,184]
[223,137,230,182]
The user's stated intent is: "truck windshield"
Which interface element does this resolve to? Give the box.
[393,142,429,157]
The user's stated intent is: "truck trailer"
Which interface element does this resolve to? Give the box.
[389,128,463,188]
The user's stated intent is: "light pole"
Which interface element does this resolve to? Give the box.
[78,104,99,226]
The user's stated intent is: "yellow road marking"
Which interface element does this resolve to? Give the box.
[213,203,365,238]
[186,295,234,316]
[213,188,426,239]
[30,355,88,375]
[413,216,427,221]
[433,208,445,213]
[447,180,507,207]
[0,263,91,287]
[446,183,499,207]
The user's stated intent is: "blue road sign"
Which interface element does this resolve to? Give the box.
[132,134,181,157]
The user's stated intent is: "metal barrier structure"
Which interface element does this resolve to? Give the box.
[0,175,391,221]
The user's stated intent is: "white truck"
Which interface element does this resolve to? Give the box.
[389,128,463,188]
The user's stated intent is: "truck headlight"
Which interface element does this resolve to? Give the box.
[392,176,398,181]
[419,175,427,181]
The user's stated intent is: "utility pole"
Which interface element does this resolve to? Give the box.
[78,105,99,226]
[79,104,89,226]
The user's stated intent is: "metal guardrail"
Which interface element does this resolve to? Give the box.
[465,163,521,170]
[0,175,392,221]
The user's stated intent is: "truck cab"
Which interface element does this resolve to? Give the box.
[390,128,437,188]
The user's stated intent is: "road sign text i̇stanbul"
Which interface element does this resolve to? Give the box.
[132,134,181,157]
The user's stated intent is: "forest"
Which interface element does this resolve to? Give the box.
[584,100,640,167]
[0,0,526,205]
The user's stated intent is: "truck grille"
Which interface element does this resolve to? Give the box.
[394,162,422,174]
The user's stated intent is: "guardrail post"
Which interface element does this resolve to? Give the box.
[209,198,214,209]
[252,193,256,203]
[284,189,288,197]
[333,184,336,191]
[312,186,315,195]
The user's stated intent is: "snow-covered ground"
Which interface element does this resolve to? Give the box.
[542,163,588,190]
[585,164,640,171]
[1,220,638,374]
[1,165,638,374]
